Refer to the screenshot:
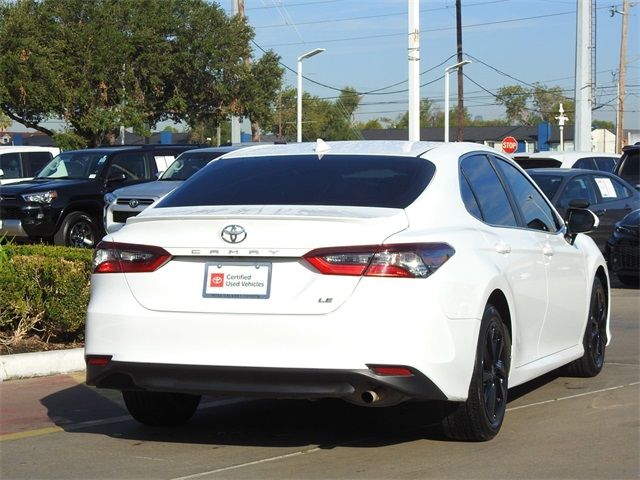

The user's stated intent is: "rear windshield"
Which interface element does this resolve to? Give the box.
[160,151,225,181]
[516,158,562,169]
[528,174,564,199]
[157,154,435,209]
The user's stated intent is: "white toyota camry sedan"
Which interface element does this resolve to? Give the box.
[85,140,610,441]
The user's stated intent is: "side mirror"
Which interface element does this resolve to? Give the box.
[565,207,599,245]
[569,198,590,209]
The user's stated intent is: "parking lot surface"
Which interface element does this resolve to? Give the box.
[1,286,638,480]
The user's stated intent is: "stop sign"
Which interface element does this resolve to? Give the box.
[501,136,518,154]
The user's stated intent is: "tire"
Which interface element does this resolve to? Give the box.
[122,390,201,426]
[442,305,511,441]
[53,211,99,248]
[564,277,607,377]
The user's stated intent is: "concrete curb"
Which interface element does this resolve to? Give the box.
[0,348,85,382]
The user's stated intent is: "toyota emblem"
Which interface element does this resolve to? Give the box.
[221,225,247,244]
[128,199,140,208]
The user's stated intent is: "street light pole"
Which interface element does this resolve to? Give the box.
[444,60,471,142]
[297,48,325,143]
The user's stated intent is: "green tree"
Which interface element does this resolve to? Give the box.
[393,98,441,128]
[495,85,532,125]
[531,82,574,124]
[268,86,361,142]
[0,0,283,146]
[592,119,614,131]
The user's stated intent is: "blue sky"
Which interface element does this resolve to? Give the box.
[224,0,639,129]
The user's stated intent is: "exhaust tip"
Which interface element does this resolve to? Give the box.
[361,390,380,404]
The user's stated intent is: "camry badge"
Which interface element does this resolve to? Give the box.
[221,225,247,244]
[128,199,140,208]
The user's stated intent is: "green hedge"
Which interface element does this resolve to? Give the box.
[0,243,93,346]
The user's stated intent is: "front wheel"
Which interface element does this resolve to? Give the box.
[564,276,607,377]
[53,211,99,248]
[441,304,511,441]
[122,390,201,426]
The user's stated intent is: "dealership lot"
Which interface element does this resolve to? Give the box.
[1,285,638,480]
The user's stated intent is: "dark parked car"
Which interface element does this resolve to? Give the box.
[0,144,202,247]
[528,168,640,252]
[605,209,639,287]
[614,143,640,190]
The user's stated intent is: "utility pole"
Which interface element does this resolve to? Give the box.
[574,0,592,151]
[616,0,628,153]
[408,0,420,142]
[230,0,243,144]
[455,0,465,141]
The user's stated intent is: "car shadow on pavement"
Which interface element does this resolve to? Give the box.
[40,371,565,448]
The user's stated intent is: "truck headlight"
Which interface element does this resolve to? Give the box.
[22,190,58,204]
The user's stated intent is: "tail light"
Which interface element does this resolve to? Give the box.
[93,241,172,273]
[303,243,454,278]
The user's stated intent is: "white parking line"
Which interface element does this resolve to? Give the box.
[506,381,640,412]
[168,381,640,480]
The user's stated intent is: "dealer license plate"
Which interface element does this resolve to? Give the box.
[203,262,272,299]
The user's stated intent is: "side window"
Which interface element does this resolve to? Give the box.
[558,176,598,209]
[109,152,149,181]
[573,158,595,170]
[460,154,517,227]
[594,157,616,173]
[460,172,482,219]
[593,175,632,202]
[493,157,561,232]
[0,153,23,179]
[23,152,53,176]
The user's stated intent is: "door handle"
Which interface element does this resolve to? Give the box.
[542,245,554,257]
[495,242,511,254]
[594,209,606,216]
[624,205,632,211]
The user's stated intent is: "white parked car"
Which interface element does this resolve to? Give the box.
[513,151,620,172]
[103,146,243,233]
[0,146,61,184]
[86,140,610,441]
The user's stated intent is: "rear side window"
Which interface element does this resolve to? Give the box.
[23,151,53,176]
[593,175,632,202]
[573,158,596,170]
[460,154,517,227]
[157,155,435,209]
[0,152,22,179]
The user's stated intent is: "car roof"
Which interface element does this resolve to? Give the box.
[179,145,247,154]
[0,145,60,153]
[218,140,498,159]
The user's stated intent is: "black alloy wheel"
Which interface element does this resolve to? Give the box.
[54,212,99,248]
[564,276,607,377]
[481,319,509,428]
[441,304,511,441]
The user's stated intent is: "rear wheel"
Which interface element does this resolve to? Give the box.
[564,277,607,377]
[122,390,201,426]
[54,211,99,248]
[442,304,511,441]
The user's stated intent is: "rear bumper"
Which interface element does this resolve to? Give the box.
[85,360,447,405]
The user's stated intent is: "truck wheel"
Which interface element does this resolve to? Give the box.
[54,212,99,248]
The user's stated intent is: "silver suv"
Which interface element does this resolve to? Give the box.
[104,146,242,233]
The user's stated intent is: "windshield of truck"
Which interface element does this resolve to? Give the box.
[36,152,108,179]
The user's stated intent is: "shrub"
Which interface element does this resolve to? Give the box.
[0,243,92,347]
